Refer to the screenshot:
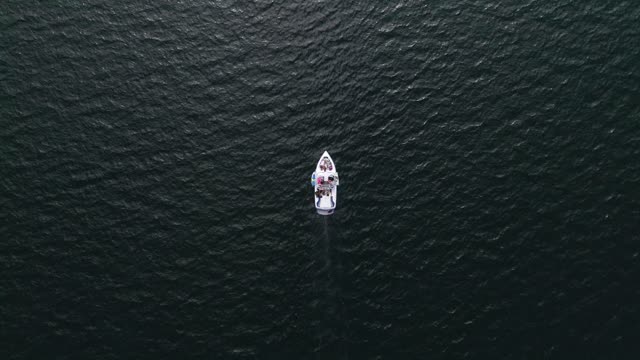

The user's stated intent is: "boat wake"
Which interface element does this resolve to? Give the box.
[312,216,348,359]
[323,216,330,259]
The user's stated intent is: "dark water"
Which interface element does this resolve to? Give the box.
[2,0,640,358]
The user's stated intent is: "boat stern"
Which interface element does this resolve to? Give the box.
[316,208,335,216]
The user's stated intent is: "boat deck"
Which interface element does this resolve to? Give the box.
[317,194,335,209]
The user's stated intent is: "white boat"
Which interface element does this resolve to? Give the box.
[310,151,339,215]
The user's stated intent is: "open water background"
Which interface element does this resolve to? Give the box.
[2,0,640,359]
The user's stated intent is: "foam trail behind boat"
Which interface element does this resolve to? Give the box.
[311,216,349,359]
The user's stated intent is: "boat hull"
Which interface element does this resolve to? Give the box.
[312,151,338,215]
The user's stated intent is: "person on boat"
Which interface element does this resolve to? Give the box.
[315,189,322,198]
